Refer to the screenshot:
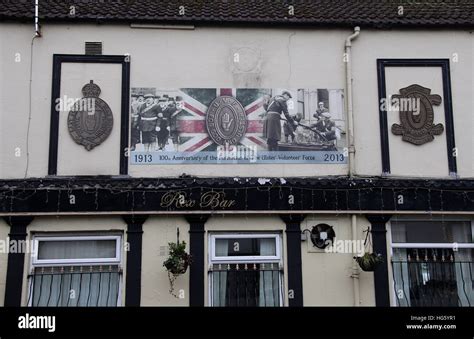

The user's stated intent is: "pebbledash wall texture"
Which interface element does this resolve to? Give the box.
[0,0,473,308]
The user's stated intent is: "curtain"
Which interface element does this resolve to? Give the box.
[213,240,228,306]
[392,248,411,306]
[452,224,474,306]
[37,240,116,260]
[31,267,120,306]
[259,238,279,306]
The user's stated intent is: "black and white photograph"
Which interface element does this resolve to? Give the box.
[0,0,472,338]
[130,87,346,164]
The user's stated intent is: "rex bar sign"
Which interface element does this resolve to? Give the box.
[160,191,236,209]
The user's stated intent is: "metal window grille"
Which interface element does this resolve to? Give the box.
[28,265,122,307]
[392,249,473,307]
[209,262,282,307]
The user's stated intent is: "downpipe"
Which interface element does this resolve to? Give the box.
[345,27,361,306]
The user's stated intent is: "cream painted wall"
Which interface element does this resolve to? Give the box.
[203,214,376,306]
[57,63,122,175]
[20,216,127,306]
[204,215,287,306]
[385,67,448,177]
[0,24,472,178]
[301,215,375,306]
[0,219,10,306]
[141,216,189,306]
[352,29,473,178]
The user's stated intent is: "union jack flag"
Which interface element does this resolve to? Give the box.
[175,88,272,152]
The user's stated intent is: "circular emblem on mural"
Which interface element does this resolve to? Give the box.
[67,80,114,151]
[206,96,247,145]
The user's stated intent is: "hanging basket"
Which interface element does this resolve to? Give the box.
[163,238,191,298]
[353,227,384,272]
[354,252,384,272]
[164,253,190,275]
[163,241,191,275]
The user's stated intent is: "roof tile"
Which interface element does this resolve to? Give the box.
[0,0,473,27]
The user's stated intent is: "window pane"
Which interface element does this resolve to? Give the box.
[38,240,116,260]
[391,223,406,243]
[392,248,473,307]
[215,238,276,257]
[391,221,472,243]
[211,263,280,306]
[30,265,121,306]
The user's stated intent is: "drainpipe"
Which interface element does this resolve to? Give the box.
[35,0,41,37]
[345,27,361,307]
[350,214,360,306]
[25,0,41,177]
[345,26,359,177]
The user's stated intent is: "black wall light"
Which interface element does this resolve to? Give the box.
[302,224,336,249]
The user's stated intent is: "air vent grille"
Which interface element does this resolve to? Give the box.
[85,42,102,55]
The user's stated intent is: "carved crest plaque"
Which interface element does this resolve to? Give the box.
[205,96,247,145]
[67,80,114,151]
[391,84,444,145]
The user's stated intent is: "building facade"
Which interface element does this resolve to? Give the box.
[0,0,473,308]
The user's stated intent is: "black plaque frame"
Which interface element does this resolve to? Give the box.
[376,59,457,175]
[48,54,130,176]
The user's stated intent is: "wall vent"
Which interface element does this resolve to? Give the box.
[85,41,103,55]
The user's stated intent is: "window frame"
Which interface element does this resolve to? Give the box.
[31,235,122,266]
[388,218,474,307]
[390,219,474,250]
[209,233,281,263]
[28,234,123,307]
[208,232,284,307]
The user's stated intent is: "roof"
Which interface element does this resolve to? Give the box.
[1,0,473,28]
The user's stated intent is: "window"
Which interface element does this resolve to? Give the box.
[28,235,122,307]
[209,233,283,307]
[390,220,474,307]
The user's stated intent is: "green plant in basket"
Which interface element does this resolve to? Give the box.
[354,252,384,272]
[163,240,191,298]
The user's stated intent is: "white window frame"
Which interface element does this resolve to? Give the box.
[388,218,474,306]
[28,235,123,307]
[208,232,284,307]
[390,219,474,250]
[31,235,122,266]
[209,233,281,263]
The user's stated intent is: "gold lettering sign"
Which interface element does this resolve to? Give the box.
[160,191,236,209]
[160,191,195,208]
[199,191,236,209]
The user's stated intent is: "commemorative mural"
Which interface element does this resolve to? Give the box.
[129,88,347,164]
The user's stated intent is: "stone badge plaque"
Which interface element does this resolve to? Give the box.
[67,80,114,151]
[391,84,444,145]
